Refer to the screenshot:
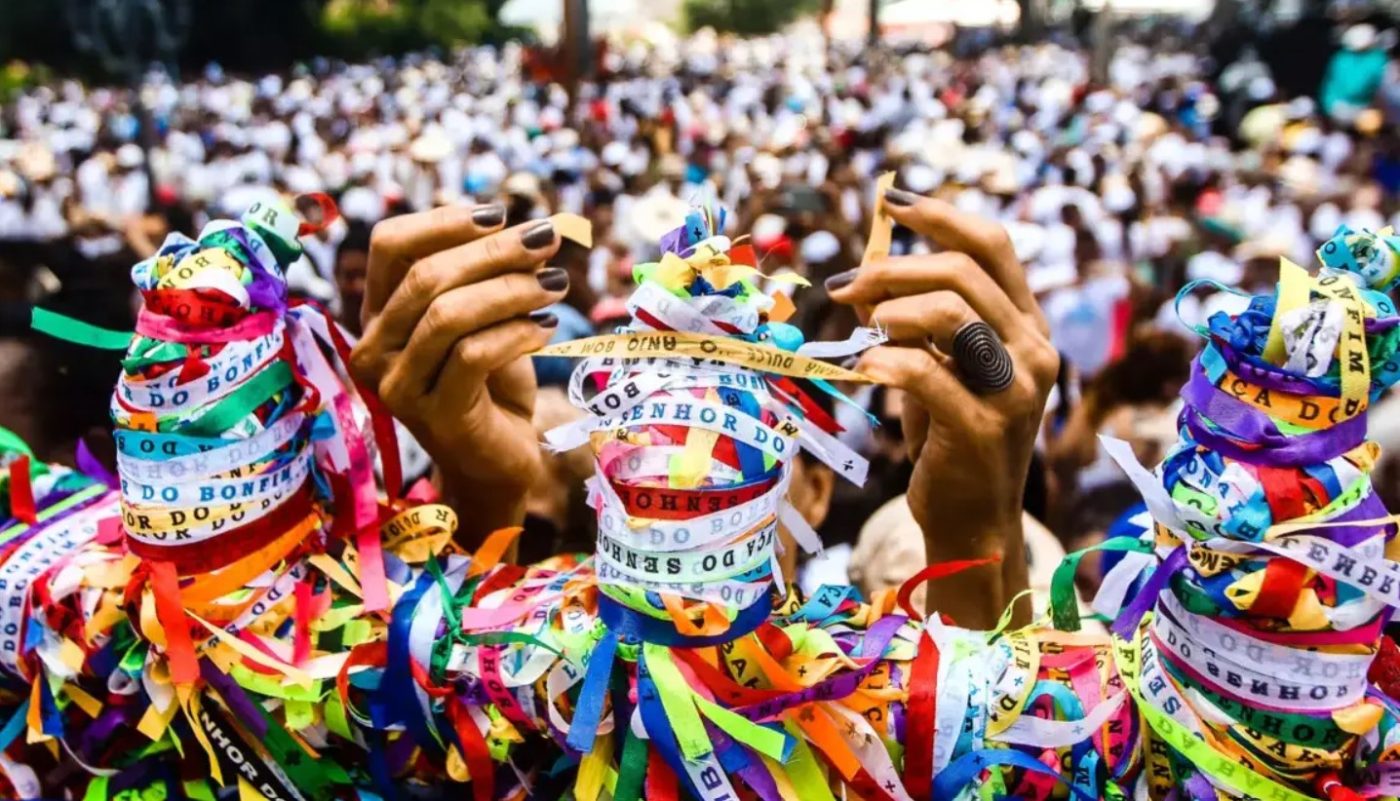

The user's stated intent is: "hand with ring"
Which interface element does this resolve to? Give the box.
[826,188,1060,627]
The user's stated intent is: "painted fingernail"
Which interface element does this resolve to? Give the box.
[536,267,570,292]
[824,269,858,292]
[884,188,919,207]
[529,310,559,328]
[472,203,505,226]
[522,220,556,250]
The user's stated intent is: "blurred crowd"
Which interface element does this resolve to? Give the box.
[2,18,1400,611]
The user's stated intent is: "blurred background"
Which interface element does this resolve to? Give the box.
[2,0,1399,610]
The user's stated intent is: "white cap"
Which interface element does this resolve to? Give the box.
[800,231,841,264]
[339,185,384,223]
[1343,24,1378,51]
[601,141,629,167]
[116,143,144,169]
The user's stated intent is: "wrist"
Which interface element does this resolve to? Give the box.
[434,465,529,550]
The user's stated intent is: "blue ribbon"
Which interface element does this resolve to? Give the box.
[0,699,28,752]
[933,748,1099,801]
[598,591,771,648]
[637,651,705,801]
[783,584,857,624]
[371,570,443,756]
[564,629,617,754]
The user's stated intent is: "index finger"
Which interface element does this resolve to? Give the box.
[880,189,1046,334]
[364,202,507,319]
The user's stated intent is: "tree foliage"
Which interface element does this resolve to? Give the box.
[320,0,494,57]
[0,0,509,78]
[683,0,823,35]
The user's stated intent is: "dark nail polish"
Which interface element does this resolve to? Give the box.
[884,188,919,207]
[472,204,505,226]
[536,267,570,292]
[522,220,556,250]
[824,269,858,292]
[529,310,559,328]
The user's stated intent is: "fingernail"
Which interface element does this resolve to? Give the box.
[529,310,559,328]
[522,220,556,250]
[472,203,505,226]
[824,269,858,292]
[884,188,919,207]
[536,267,570,292]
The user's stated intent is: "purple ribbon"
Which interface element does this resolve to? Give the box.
[76,439,118,490]
[1181,366,1366,466]
[659,225,689,256]
[1210,342,1335,395]
[711,724,784,801]
[1111,546,1186,639]
[1185,773,1217,801]
[735,614,905,722]
[78,703,138,763]
[1179,404,1361,468]
[1296,491,1395,548]
[226,228,288,314]
[201,659,269,739]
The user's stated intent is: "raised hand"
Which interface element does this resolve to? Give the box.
[349,205,566,544]
[826,189,1060,627]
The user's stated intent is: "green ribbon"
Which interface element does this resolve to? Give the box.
[1158,651,1350,749]
[613,728,648,801]
[1050,536,1155,631]
[641,643,711,760]
[641,643,791,762]
[181,361,294,435]
[31,307,134,350]
[0,482,107,548]
[0,425,33,459]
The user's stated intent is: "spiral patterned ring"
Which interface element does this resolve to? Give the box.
[951,321,1014,395]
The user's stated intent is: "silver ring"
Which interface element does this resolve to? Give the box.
[952,321,1014,394]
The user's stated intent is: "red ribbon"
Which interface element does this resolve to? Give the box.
[449,698,495,801]
[8,456,36,525]
[646,748,678,801]
[1249,557,1309,619]
[123,487,316,576]
[148,560,200,687]
[903,627,940,799]
[896,555,1003,622]
[294,193,341,237]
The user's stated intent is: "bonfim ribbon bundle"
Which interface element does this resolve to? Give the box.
[0,197,1398,801]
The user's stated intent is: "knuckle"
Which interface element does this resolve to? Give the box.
[378,372,409,412]
[480,232,509,265]
[861,259,892,286]
[503,270,538,299]
[1004,372,1044,417]
[453,336,485,367]
[982,222,1014,257]
[927,294,973,331]
[399,258,439,300]
[419,297,455,337]
[347,342,380,385]
[369,217,409,258]
[945,251,979,279]
[1029,343,1060,385]
[428,204,465,232]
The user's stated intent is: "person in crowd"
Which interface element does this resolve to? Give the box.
[2,20,1399,607]
[348,189,1061,628]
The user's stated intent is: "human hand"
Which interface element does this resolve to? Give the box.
[825,189,1059,627]
[349,204,567,544]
